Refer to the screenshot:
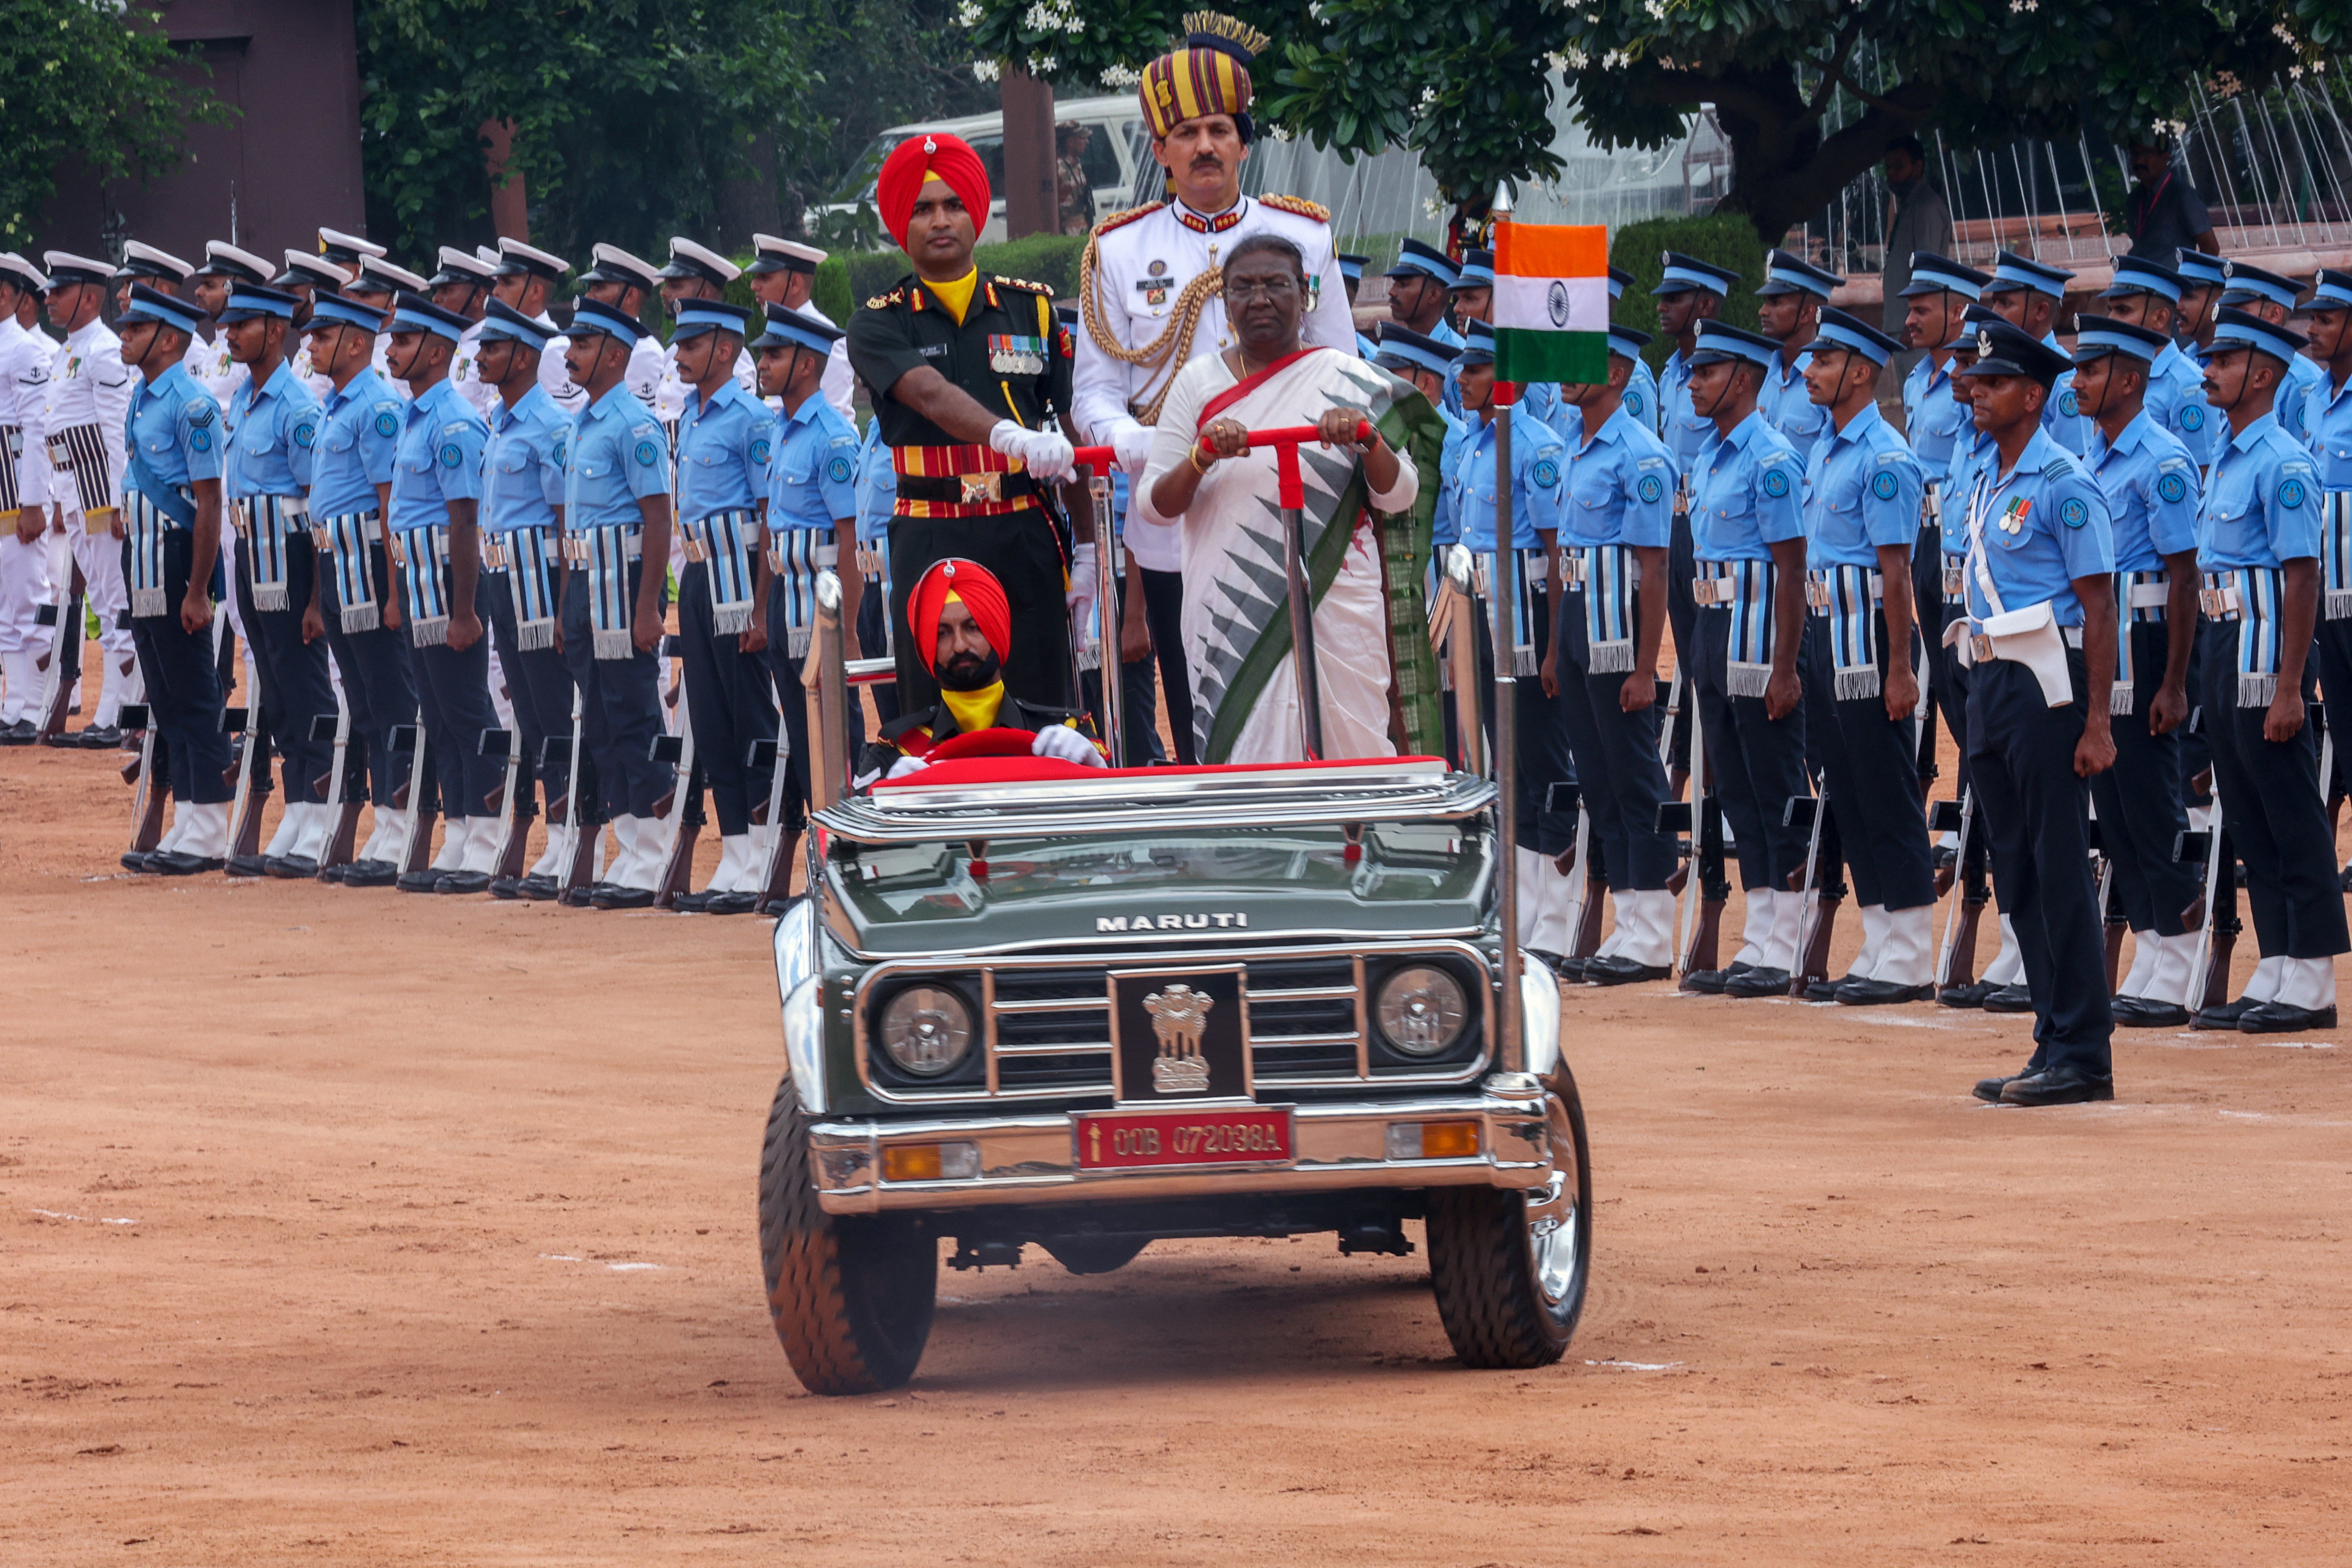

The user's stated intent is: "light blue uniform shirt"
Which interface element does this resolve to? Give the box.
[2310,368,2352,489]
[1940,426,1997,568]
[766,393,859,532]
[1437,404,1567,552]
[1658,347,1712,477]
[1559,403,1673,549]
[1624,355,1659,436]
[481,385,567,533]
[1425,407,1468,550]
[1902,354,1971,475]
[1759,346,1831,468]
[2198,412,2321,570]
[388,377,486,534]
[1690,410,1804,564]
[2146,341,2217,466]
[309,368,403,519]
[674,380,769,523]
[1959,431,2114,626]
[2041,331,2093,455]
[852,419,897,546]
[1802,403,1923,570]
[124,362,224,489]
[564,382,669,528]
[2083,410,2200,573]
[223,361,318,501]
[2279,352,2322,446]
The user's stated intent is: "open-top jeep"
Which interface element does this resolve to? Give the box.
[760,541,1590,1396]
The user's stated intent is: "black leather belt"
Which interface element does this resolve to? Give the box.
[895,470,1040,505]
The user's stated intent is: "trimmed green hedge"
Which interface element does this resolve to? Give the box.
[1607,214,1767,375]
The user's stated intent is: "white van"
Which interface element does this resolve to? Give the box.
[815,95,1155,247]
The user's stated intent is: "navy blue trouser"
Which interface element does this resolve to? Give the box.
[1691,603,1812,892]
[559,560,666,820]
[1966,652,2111,1077]
[762,576,866,833]
[1801,615,1935,912]
[480,570,573,829]
[2200,621,2351,961]
[678,559,777,837]
[234,532,334,804]
[124,532,234,805]
[1139,565,1194,765]
[320,534,416,811]
[2313,612,2352,804]
[855,572,898,728]
[1553,587,1673,889]
[1076,561,1166,766]
[2088,618,2200,936]
[410,631,501,819]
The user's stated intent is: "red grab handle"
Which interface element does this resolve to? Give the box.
[1069,423,1374,505]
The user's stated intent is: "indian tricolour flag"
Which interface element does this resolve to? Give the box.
[1493,221,1610,385]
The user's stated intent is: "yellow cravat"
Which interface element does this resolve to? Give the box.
[941,677,1004,736]
[927,269,980,325]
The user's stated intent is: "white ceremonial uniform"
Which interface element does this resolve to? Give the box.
[1074,192,1357,572]
[44,317,140,726]
[798,297,856,422]
[183,329,247,408]
[0,313,53,721]
[451,319,500,418]
[537,310,592,416]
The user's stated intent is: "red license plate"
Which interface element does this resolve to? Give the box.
[1073,1106,1294,1171]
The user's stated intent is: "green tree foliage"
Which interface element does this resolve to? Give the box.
[784,0,995,223]
[1606,212,1762,373]
[355,0,821,261]
[0,1,218,245]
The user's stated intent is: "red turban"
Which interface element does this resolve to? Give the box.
[908,557,1011,674]
[876,132,992,252]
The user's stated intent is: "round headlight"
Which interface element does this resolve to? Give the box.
[878,985,974,1078]
[1376,965,1469,1058]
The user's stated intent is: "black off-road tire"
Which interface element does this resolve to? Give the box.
[1042,1236,1151,1275]
[1425,1065,1592,1369]
[756,1073,937,1395]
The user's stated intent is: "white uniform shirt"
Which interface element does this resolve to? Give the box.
[0,316,54,506]
[186,329,249,410]
[536,310,590,416]
[1073,194,1357,572]
[45,319,133,507]
[451,319,501,418]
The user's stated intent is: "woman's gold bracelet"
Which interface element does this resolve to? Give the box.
[1189,441,1213,474]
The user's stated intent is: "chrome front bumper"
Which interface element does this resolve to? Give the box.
[806,1073,1553,1215]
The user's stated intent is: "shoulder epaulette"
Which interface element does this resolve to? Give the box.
[1091,203,1162,240]
[880,708,938,744]
[1258,193,1332,224]
[865,287,906,310]
[990,274,1052,294]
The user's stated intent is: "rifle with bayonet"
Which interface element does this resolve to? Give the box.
[1932,790,1988,990]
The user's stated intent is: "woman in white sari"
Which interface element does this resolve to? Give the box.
[1134,234,1419,763]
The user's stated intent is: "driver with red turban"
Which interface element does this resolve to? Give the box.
[848,131,1086,719]
[855,557,1107,784]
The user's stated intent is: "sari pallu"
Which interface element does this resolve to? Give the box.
[1174,347,1441,764]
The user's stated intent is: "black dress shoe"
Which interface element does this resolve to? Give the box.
[0,718,36,745]
[148,850,223,876]
[590,884,656,910]
[264,854,319,879]
[1722,965,1793,998]
[1803,973,1850,1002]
[2341,862,2352,894]
[1837,977,1935,1005]
[701,889,759,915]
[396,868,446,893]
[2112,995,2190,1029]
[668,889,713,913]
[1972,1073,2021,1103]
[1553,953,1590,980]
[519,873,560,902]
[489,875,528,900]
[1679,960,1749,996]
[1938,980,1999,1009]
[2000,1068,2115,1106]
[2239,1001,2337,1034]
[1584,955,1670,985]
[78,724,122,750]
[340,858,398,887]
[2192,997,2256,1031]
[1525,947,1564,972]
[1981,984,2035,1013]
[226,853,270,878]
[40,728,79,748]
[558,880,609,907]
[120,849,156,873]
[434,870,493,895]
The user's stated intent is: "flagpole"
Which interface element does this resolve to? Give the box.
[1490,185,1523,1078]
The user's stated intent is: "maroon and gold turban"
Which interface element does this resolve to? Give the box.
[1138,12,1271,142]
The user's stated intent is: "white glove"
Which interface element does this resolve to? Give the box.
[1112,422,1154,475]
[1067,542,1097,615]
[885,755,929,780]
[988,419,1076,481]
[1031,724,1106,768]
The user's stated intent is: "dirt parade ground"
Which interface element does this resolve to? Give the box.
[5,717,2351,1566]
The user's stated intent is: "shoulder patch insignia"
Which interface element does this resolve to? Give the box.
[1871,469,1899,501]
[2155,470,2188,505]
[1760,465,1792,499]
[750,437,772,468]
[2059,495,2089,528]
[374,410,400,438]
[826,453,855,484]
[293,421,316,449]
[1625,388,1646,418]
[189,426,212,453]
[1091,203,1162,240]
[439,442,463,468]
[2056,389,2080,418]
[633,438,659,467]
[2278,475,2308,509]
[990,274,1051,293]
[1637,473,1665,505]
[1258,193,1332,224]
[2180,404,2205,431]
[553,439,567,469]
[1531,457,1560,488]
